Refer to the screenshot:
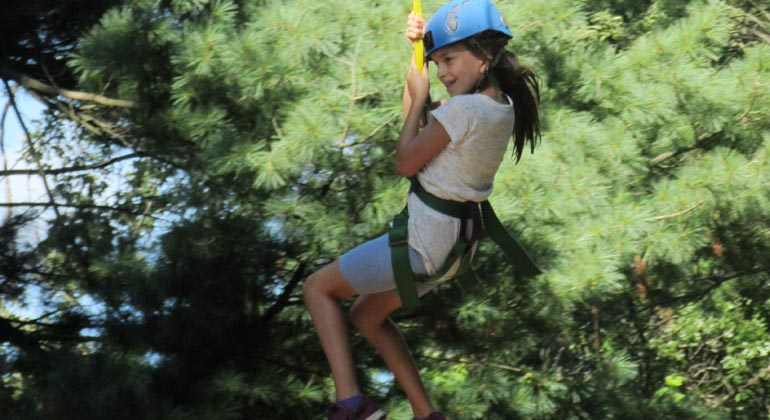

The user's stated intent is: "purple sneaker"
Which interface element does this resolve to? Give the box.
[325,396,386,420]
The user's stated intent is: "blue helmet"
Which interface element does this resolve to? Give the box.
[423,0,513,58]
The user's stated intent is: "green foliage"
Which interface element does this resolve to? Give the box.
[2,0,770,418]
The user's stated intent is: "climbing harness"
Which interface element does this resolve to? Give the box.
[389,178,541,310]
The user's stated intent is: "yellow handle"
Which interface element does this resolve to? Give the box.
[413,0,424,74]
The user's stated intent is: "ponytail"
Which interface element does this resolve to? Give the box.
[464,31,542,163]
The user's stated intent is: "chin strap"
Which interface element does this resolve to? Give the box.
[472,49,504,93]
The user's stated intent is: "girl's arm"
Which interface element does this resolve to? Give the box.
[401,83,429,126]
[402,83,444,124]
[402,13,428,125]
[395,59,450,177]
[396,13,451,177]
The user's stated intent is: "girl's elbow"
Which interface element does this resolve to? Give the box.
[394,159,418,177]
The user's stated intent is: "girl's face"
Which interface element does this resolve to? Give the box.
[431,43,488,96]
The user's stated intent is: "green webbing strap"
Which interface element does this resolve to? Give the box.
[390,209,472,311]
[409,178,468,218]
[390,179,542,310]
[479,200,542,277]
[424,237,470,283]
[389,208,420,310]
[411,179,541,276]
[455,251,479,293]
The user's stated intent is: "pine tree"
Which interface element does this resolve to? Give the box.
[1,0,769,418]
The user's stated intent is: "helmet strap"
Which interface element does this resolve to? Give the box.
[472,49,504,93]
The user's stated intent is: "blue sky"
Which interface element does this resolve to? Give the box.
[1,88,45,153]
[1,89,49,319]
[1,88,47,218]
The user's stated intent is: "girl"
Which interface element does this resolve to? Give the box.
[302,1,541,419]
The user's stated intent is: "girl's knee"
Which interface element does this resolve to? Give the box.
[350,292,401,336]
[302,262,356,304]
[302,271,324,303]
[350,303,384,337]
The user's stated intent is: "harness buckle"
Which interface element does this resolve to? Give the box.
[389,235,408,247]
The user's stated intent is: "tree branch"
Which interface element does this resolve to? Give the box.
[711,355,770,408]
[13,88,188,171]
[0,66,138,109]
[3,79,61,220]
[645,200,705,221]
[670,271,748,303]
[1,84,18,221]
[0,201,160,218]
[0,153,140,177]
[648,131,722,167]
[27,88,135,148]
[260,261,308,323]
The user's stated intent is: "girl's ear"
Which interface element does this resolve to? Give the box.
[480,58,491,74]
[480,52,494,73]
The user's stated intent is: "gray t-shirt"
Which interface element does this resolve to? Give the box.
[407,93,514,276]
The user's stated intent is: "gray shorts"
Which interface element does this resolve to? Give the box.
[339,233,439,297]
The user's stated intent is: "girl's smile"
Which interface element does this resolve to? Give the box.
[431,44,486,96]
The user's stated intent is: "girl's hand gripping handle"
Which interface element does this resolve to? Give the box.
[406,54,430,104]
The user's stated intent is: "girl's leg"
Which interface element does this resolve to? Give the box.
[350,291,435,418]
[302,260,360,400]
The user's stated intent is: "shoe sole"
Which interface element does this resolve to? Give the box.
[363,409,386,420]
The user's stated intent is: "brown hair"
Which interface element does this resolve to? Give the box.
[463,31,542,163]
